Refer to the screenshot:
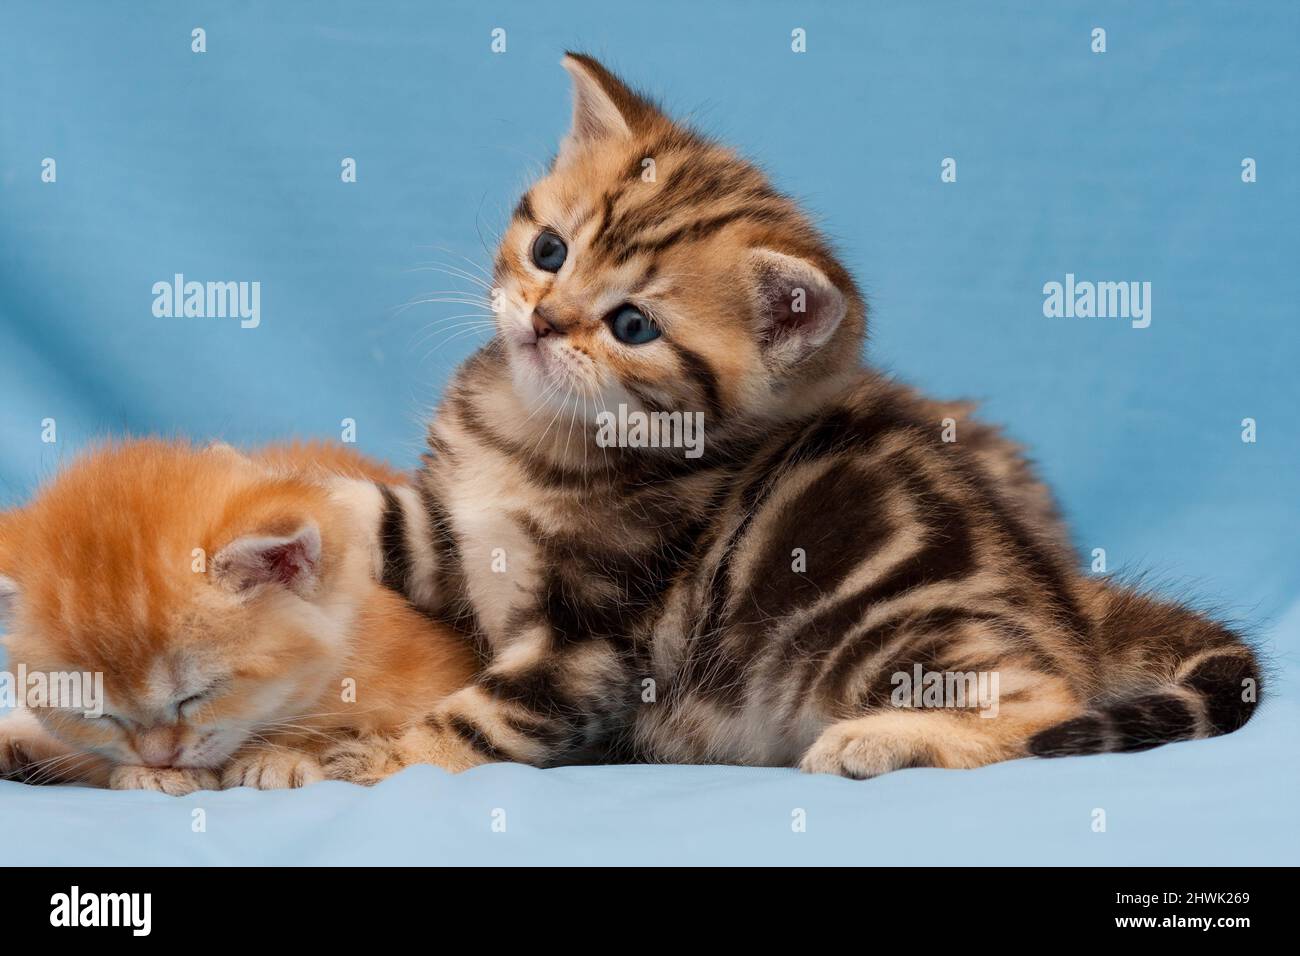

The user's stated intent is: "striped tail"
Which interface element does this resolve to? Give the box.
[1029,587,1262,757]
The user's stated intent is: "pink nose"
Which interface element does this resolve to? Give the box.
[531,308,559,339]
[134,727,181,767]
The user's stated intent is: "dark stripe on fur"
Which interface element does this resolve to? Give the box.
[1030,693,1199,757]
[740,459,893,625]
[1027,715,1108,757]
[666,341,723,419]
[1182,651,1258,734]
[452,393,594,489]
[614,208,757,264]
[479,667,575,719]
[376,483,412,594]
[823,608,1010,707]
[954,452,1091,641]
[686,407,912,703]
[781,478,977,700]
[415,477,482,640]
[448,715,512,762]
[1109,694,1198,750]
[1031,643,1259,758]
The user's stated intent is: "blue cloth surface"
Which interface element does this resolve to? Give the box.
[1,1,1296,865]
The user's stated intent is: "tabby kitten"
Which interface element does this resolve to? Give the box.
[0,440,475,793]
[333,54,1259,780]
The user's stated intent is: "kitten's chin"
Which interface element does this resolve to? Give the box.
[506,342,563,406]
[502,340,619,433]
[172,729,247,770]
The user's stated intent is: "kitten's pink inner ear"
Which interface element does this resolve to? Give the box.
[212,525,322,597]
[559,53,637,160]
[748,249,848,358]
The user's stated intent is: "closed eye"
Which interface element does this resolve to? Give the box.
[177,679,229,718]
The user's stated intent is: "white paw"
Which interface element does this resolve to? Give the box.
[221,750,325,790]
[109,765,220,795]
[799,720,922,779]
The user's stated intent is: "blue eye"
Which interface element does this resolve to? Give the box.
[531,230,567,272]
[608,305,660,345]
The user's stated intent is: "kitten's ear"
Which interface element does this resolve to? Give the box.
[746,249,848,365]
[212,524,322,598]
[203,440,245,460]
[559,53,654,162]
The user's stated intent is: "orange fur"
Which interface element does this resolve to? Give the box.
[0,439,476,792]
[253,439,414,485]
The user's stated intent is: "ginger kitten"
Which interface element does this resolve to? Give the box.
[0,439,476,794]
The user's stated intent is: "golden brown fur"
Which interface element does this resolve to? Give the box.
[322,54,1260,781]
[0,439,476,793]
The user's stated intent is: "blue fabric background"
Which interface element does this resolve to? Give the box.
[1,1,1296,865]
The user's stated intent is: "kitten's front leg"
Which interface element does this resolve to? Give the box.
[439,626,634,767]
[0,708,109,786]
[322,630,632,781]
[108,766,219,796]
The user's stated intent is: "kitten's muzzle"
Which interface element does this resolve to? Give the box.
[532,306,562,340]
[133,726,182,767]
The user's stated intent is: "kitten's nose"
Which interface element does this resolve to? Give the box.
[135,727,181,767]
[531,306,561,340]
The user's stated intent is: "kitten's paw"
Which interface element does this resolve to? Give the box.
[0,718,43,781]
[801,711,1017,778]
[319,734,405,786]
[799,716,933,779]
[0,710,89,784]
[109,765,220,796]
[221,750,324,790]
[416,718,491,773]
[320,718,487,785]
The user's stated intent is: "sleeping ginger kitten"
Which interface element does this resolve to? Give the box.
[0,440,476,794]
